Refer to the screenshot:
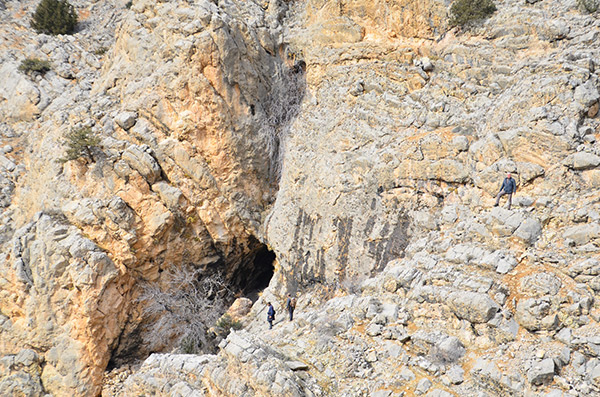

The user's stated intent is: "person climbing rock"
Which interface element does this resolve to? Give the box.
[267,302,275,329]
[494,172,516,210]
[286,294,297,321]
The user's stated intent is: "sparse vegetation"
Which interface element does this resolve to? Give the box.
[577,0,599,13]
[31,0,78,35]
[140,267,233,354]
[18,58,51,76]
[263,59,306,181]
[58,127,101,163]
[214,314,243,337]
[449,0,497,27]
[94,46,109,56]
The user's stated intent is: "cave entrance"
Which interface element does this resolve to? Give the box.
[106,239,276,370]
[230,240,275,302]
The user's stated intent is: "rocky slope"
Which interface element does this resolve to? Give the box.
[1,0,600,396]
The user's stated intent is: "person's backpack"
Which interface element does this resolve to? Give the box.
[290,297,296,309]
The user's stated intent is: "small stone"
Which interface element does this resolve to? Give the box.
[447,365,465,384]
[365,351,378,363]
[115,111,138,130]
[286,361,309,371]
[421,57,434,72]
[415,378,432,394]
[435,337,465,363]
[527,358,555,385]
[400,366,416,381]
[15,349,39,366]
[349,82,364,96]
[569,152,600,171]
[366,323,383,336]
[383,278,398,293]
[446,291,501,324]
[513,217,542,244]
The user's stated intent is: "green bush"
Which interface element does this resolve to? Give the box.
[215,314,243,336]
[58,127,101,163]
[18,58,51,76]
[449,0,497,27]
[578,0,599,13]
[31,0,78,35]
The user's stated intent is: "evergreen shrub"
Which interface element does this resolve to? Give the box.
[449,0,497,27]
[31,0,78,35]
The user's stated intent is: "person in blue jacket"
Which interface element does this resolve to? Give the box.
[267,302,275,329]
[494,172,516,210]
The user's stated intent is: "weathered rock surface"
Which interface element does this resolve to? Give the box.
[0,0,297,394]
[1,0,600,395]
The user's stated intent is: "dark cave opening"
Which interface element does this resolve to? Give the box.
[230,242,275,302]
[106,240,276,370]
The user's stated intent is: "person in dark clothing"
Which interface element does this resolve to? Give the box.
[494,173,516,210]
[286,294,296,321]
[267,302,275,329]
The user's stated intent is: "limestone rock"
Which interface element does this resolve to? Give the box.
[564,223,600,245]
[574,79,600,109]
[515,298,557,331]
[446,291,501,324]
[122,145,162,184]
[2,0,600,395]
[152,182,185,210]
[513,217,542,244]
[566,152,600,170]
[527,358,555,385]
[114,112,138,130]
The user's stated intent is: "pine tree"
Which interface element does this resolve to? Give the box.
[31,0,78,35]
[58,127,101,163]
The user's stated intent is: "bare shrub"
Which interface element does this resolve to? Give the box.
[139,267,234,354]
[263,60,306,181]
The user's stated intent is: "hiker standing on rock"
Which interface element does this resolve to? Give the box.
[494,172,516,210]
[286,294,296,321]
[267,302,275,329]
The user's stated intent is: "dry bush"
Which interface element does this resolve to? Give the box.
[263,60,306,181]
[140,267,234,354]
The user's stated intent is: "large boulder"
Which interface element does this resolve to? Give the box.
[446,291,501,324]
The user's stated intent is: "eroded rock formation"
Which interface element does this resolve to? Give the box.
[1,0,600,395]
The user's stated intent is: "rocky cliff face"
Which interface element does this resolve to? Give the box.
[0,0,295,394]
[1,0,600,396]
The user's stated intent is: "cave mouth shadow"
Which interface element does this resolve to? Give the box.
[230,241,275,303]
[105,241,276,370]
